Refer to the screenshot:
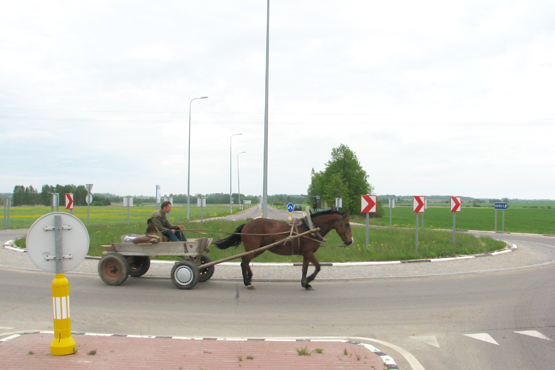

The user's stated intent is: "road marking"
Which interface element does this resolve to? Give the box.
[515,330,553,341]
[362,337,426,370]
[464,333,499,345]
[411,335,440,348]
[0,334,20,342]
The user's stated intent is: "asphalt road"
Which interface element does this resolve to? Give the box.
[0,209,554,370]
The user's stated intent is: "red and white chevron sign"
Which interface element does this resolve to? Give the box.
[450,196,462,212]
[413,196,426,213]
[361,195,377,213]
[65,193,74,209]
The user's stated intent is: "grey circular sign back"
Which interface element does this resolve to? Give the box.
[26,213,90,273]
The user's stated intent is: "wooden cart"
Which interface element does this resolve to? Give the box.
[98,228,319,290]
[98,238,214,289]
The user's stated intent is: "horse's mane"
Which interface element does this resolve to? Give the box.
[311,209,344,218]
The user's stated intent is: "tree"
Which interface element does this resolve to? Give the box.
[12,185,40,206]
[308,144,381,216]
[323,173,348,206]
[40,184,53,206]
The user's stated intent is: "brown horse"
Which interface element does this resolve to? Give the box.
[214,210,353,290]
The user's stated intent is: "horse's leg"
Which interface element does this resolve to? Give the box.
[241,255,255,290]
[301,251,320,291]
[301,257,310,289]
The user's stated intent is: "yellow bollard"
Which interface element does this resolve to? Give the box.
[50,273,76,355]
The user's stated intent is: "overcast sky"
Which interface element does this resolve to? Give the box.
[1,0,554,200]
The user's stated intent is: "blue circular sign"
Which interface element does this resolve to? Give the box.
[286,202,294,212]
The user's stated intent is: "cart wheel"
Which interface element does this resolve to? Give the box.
[198,255,215,282]
[171,261,199,289]
[127,256,151,277]
[98,253,130,286]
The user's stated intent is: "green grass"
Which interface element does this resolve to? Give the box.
[354,206,555,235]
[15,218,504,262]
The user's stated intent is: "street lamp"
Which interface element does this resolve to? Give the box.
[262,0,270,218]
[230,133,242,213]
[237,151,246,210]
[187,96,208,220]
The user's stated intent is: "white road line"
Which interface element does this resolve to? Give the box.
[515,330,553,341]
[464,333,499,345]
[410,335,440,348]
[360,337,427,370]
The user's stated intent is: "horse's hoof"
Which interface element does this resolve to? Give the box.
[305,285,314,291]
[247,285,256,290]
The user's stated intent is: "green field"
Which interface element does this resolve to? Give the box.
[0,204,242,229]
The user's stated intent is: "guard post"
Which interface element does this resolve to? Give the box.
[450,197,462,244]
[26,213,89,356]
[361,195,377,248]
[413,196,426,251]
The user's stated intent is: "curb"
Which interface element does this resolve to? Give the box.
[3,240,518,266]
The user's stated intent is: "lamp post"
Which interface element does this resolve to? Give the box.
[230,133,242,213]
[187,96,208,220]
[262,0,270,218]
[237,151,246,210]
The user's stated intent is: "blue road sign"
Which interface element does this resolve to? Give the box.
[287,202,294,212]
[495,202,508,210]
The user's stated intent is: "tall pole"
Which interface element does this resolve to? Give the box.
[262,0,270,218]
[237,151,246,210]
[230,133,242,213]
[187,96,208,220]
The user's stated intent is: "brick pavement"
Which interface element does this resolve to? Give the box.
[0,332,388,370]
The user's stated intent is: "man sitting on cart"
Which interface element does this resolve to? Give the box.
[146,201,187,242]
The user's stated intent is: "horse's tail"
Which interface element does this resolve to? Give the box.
[214,224,245,249]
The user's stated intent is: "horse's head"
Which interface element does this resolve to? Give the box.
[334,211,353,246]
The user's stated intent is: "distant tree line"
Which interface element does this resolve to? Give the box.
[10,185,110,206]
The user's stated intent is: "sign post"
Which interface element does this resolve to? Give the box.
[361,195,377,248]
[335,198,342,210]
[51,193,59,213]
[123,196,133,224]
[450,196,462,244]
[197,195,206,221]
[389,198,395,227]
[413,196,426,251]
[85,184,93,225]
[26,213,89,356]
[65,193,74,215]
[156,185,161,210]
[287,202,294,221]
[494,202,508,231]
[3,197,11,229]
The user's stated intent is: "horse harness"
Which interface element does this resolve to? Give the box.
[286,212,345,255]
